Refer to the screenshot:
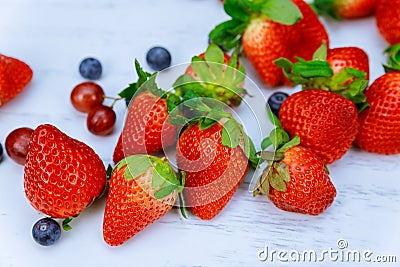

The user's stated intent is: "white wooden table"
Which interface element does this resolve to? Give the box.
[0,1,399,266]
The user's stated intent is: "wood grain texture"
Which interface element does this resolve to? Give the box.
[0,0,399,266]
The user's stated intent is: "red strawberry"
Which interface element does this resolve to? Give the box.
[355,72,400,154]
[209,0,329,87]
[256,119,336,215]
[291,0,330,61]
[0,54,33,106]
[113,60,179,163]
[174,44,247,107]
[24,124,106,218]
[176,107,257,219]
[278,90,359,164]
[312,0,377,19]
[376,0,400,45]
[103,155,181,246]
[327,46,370,80]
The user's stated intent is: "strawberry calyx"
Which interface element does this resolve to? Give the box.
[274,43,369,111]
[383,43,400,72]
[310,0,342,20]
[119,59,181,113]
[174,44,247,107]
[169,97,260,168]
[209,0,303,50]
[253,112,300,197]
[116,155,184,200]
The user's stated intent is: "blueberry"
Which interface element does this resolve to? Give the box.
[146,47,171,71]
[32,218,61,246]
[79,57,102,80]
[267,92,289,116]
[0,142,3,163]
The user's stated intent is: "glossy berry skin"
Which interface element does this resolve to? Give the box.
[32,218,61,246]
[5,127,34,165]
[70,81,104,113]
[355,72,400,154]
[79,57,102,80]
[279,90,359,165]
[24,124,106,218]
[113,91,177,163]
[376,0,400,45]
[103,164,177,246]
[87,105,116,136]
[269,146,336,215]
[146,47,171,71]
[0,142,4,163]
[291,0,330,61]
[0,54,33,106]
[176,122,249,220]
[242,16,299,87]
[267,92,289,116]
[327,47,370,80]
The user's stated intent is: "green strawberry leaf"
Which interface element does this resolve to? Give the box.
[209,19,246,50]
[166,93,181,113]
[204,43,225,64]
[266,109,282,128]
[312,0,342,20]
[258,151,284,161]
[292,59,333,78]
[261,137,272,150]
[275,162,290,182]
[224,0,251,21]
[154,184,178,199]
[312,42,328,61]
[269,168,287,192]
[277,135,300,153]
[258,167,271,196]
[62,217,73,231]
[384,43,400,72]
[221,118,241,148]
[118,59,154,101]
[261,0,302,25]
[123,155,153,181]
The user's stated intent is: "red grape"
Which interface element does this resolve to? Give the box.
[5,127,34,165]
[87,105,116,136]
[70,82,104,113]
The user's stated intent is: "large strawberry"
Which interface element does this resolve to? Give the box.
[274,45,368,164]
[24,124,106,219]
[175,101,258,220]
[209,0,329,86]
[174,44,247,107]
[103,155,182,246]
[113,60,180,163]
[0,54,33,106]
[255,118,336,215]
[312,0,377,19]
[355,72,400,154]
[376,0,400,45]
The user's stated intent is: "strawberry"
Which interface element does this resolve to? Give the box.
[355,72,400,154]
[256,120,336,215]
[278,90,359,164]
[103,155,182,246]
[24,124,106,218]
[376,0,400,45]
[113,60,180,163]
[0,54,33,106]
[209,0,329,87]
[175,101,258,220]
[174,44,247,107]
[291,0,330,61]
[327,46,370,80]
[274,44,368,164]
[312,0,377,19]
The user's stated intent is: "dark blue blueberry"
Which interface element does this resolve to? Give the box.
[79,57,102,80]
[0,142,3,163]
[146,47,171,71]
[32,218,61,246]
[267,92,289,117]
